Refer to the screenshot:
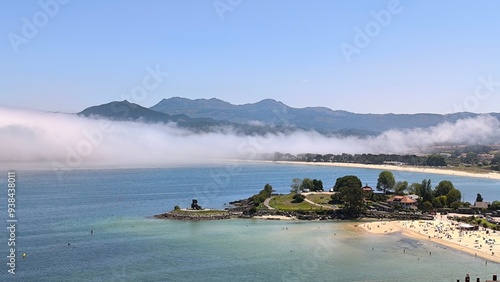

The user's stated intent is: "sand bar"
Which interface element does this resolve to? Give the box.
[271,161,500,180]
[359,216,500,263]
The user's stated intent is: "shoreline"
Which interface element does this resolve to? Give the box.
[358,218,500,264]
[269,160,500,180]
[7,159,500,181]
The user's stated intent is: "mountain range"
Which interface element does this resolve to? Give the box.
[78,97,500,136]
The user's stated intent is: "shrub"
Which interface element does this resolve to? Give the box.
[174,205,180,210]
[293,193,306,203]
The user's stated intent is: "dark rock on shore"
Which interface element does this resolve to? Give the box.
[154,211,242,221]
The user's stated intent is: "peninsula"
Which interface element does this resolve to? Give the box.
[156,169,500,266]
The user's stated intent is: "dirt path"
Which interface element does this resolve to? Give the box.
[303,198,334,210]
[263,197,275,210]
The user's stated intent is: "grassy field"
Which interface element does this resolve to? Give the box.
[305,193,332,205]
[268,194,325,211]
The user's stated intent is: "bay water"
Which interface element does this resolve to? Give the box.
[1,162,499,281]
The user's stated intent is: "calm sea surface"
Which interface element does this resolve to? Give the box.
[0,162,499,281]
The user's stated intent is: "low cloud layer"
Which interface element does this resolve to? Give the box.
[1,107,499,168]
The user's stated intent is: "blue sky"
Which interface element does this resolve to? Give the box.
[1,0,499,114]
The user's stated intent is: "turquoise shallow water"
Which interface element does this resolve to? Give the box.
[0,162,499,281]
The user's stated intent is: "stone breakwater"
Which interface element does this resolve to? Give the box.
[154,211,242,221]
[154,209,433,221]
[248,210,434,221]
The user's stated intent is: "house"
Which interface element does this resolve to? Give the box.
[362,184,373,193]
[478,154,494,161]
[387,195,417,209]
[407,194,420,201]
[473,201,491,210]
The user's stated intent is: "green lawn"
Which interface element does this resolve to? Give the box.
[256,202,268,210]
[268,194,325,211]
[305,194,332,205]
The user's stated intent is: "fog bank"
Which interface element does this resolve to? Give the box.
[1,107,499,168]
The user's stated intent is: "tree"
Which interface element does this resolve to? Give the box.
[407,182,422,195]
[433,196,447,208]
[300,178,314,191]
[334,176,365,216]
[312,179,323,191]
[419,179,434,204]
[491,154,500,165]
[476,193,483,202]
[446,189,462,205]
[489,200,500,211]
[464,152,478,165]
[330,192,342,204]
[263,184,273,198]
[290,178,302,193]
[450,202,460,209]
[425,154,447,166]
[434,180,455,197]
[333,175,362,192]
[293,193,305,203]
[394,181,408,195]
[376,171,395,193]
[251,184,274,206]
[421,201,433,212]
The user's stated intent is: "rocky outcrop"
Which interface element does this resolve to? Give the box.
[154,211,241,221]
[155,201,433,221]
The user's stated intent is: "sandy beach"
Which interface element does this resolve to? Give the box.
[272,161,500,180]
[359,216,500,263]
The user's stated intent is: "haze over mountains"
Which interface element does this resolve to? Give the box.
[79,97,500,136]
[2,97,499,166]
